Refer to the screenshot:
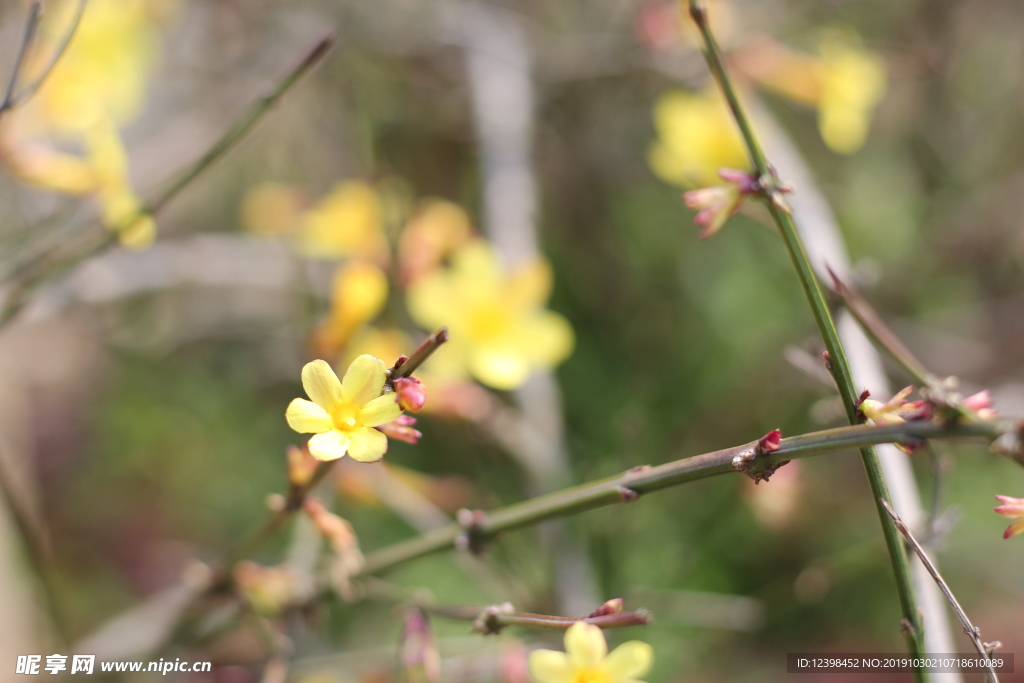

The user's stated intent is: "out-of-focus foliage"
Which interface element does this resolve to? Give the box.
[1,0,1023,681]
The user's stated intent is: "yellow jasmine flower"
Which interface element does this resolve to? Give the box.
[858,386,922,427]
[0,138,102,195]
[734,29,886,154]
[240,182,306,237]
[311,262,390,358]
[647,88,749,188]
[31,0,171,133]
[286,356,403,463]
[528,621,653,683]
[296,181,389,264]
[398,199,473,284]
[406,240,574,391]
[816,30,887,154]
[994,495,1024,540]
[83,118,155,249]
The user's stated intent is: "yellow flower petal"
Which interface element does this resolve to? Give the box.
[285,398,333,434]
[359,394,402,428]
[406,270,453,330]
[118,215,156,250]
[602,641,654,680]
[527,650,572,683]
[506,259,552,312]
[308,430,350,462]
[330,262,389,331]
[564,622,607,670]
[346,427,388,463]
[469,347,531,390]
[341,355,387,407]
[302,360,344,411]
[521,311,575,368]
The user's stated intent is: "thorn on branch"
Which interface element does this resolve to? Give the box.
[455,508,489,556]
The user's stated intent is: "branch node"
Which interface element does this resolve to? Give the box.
[617,486,640,503]
[471,602,514,635]
[455,508,489,556]
[733,430,787,483]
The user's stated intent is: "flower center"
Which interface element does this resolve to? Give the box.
[466,304,512,341]
[572,671,610,683]
[330,402,362,432]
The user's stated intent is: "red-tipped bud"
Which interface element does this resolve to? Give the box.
[995,495,1024,540]
[757,429,782,454]
[588,598,624,618]
[395,377,427,412]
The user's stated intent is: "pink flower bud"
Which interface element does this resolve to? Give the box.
[757,429,782,454]
[995,495,1024,540]
[394,377,427,412]
[377,418,423,444]
[588,598,624,617]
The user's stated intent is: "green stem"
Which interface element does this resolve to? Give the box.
[356,420,1004,577]
[687,1,927,674]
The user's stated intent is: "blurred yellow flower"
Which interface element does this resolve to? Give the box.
[84,118,155,248]
[528,622,653,683]
[31,0,171,133]
[398,199,473,284]
[296,181,389,263]
[647,88,749,188]
[286,356,402,463]
[240,182,306,237]
[816,30,887,154]
[735,30,886,154]
[311,262,390,358]
[407,240,574,390]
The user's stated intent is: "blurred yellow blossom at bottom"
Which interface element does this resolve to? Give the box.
[407,240,574,391]
[528,622,653,683]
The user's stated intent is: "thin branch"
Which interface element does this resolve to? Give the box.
[6,0,90,111]
[0,442,70,645]
[0,32,336,329]
[356,419,1007,577]
[390,327,449,381]
[686,0,927,672]
[360,580,649,634]
[827,268,936,387]
[880,500,1001,683]
[0,2,42,115]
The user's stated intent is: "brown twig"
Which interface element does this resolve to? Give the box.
[827,268,937,387]
[0,1,42,116]
[389,328,449,382]
[880,499,1001,683]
